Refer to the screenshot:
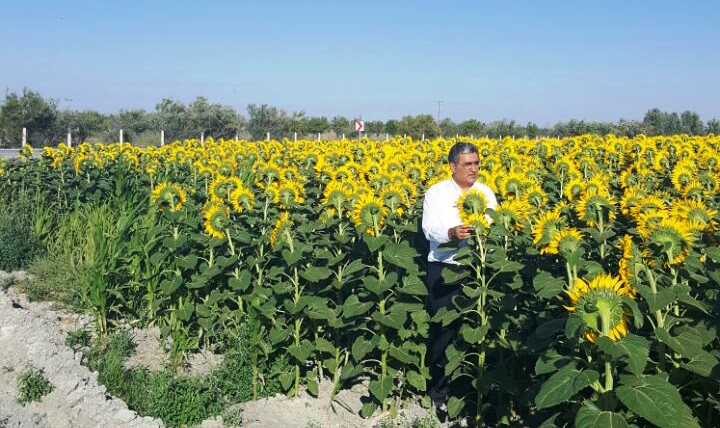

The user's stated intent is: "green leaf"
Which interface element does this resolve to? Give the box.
[342,294,373,318]
[363,234,389,252]
[398,275,427,296]
[368,377,393,401]
[383,241,419,270]
[314,337,335,354]
[535,351,572,376]
[372,310,406,330]
[282,248,303,266]
[351,337,373,361]
[535,365,599,409]
[575,401,630,428]
[683,350,720,379]
[616,374,700,428]
[360,402,377,418]
[406,370,426,391]
[175,254,198,270]
[533,271,565,299]
[635,284,675,312]
[460,324,489,344]
[672,283,709,313]
[389,343,417,365]
[655,327,703,358]
[613,334,650,377]
[299,266,333,283]
[489,259,523,273]
[228,271,251,291]
[447,396,465,418]
[279,372,294,391]
[306,378,319,397]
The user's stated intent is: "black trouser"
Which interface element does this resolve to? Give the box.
[425,261,465,393]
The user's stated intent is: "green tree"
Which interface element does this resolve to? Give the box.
[247,104,288,140]
[330,116,351,136]
[707,118,720,135]
[0,88,58,147]
[457,119,484,137]
[680,110,704,135]
[304,116,330,134]
[439,118,457,137]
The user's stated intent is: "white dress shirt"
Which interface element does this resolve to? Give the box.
[421,178,498,264]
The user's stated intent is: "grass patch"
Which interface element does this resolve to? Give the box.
[80,329,290,428]
[0,192,43,271]
[17,367,54,404]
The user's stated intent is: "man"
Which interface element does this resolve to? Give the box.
[421,141,498,407]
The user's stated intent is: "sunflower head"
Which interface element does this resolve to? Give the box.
[531,210,565,247]
[541,228,585,258]
[575,188,616,228]
[352,192,388,237]
[564,273,634,344]
[202,201,231,239]
[229,186,255,214]
[152,182,187,212]
[456,189,490,226]
[269,211,293,250]
[638,216,696,266]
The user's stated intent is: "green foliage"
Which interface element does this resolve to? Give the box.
[0,191,43,270]
[16,367,54,404]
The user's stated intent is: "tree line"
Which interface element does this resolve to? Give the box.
[1,88,718,147]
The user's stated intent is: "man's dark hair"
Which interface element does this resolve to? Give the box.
[448,142,478,164]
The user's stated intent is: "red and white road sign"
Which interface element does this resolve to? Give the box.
[355,120,365,132]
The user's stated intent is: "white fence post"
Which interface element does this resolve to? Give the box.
[67,129,72,147]
[266,132,270,142]
[342,133,345,140]
[293,132,297,142]
[120,129,124,144]
[386,133,389,141]
[317,133,321,141]
[161,130,165,147]
[22,127,27,146]
[201,132,205,145]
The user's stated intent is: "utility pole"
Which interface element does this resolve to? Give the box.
[435,100,444,123]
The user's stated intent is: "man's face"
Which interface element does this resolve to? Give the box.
[450,152,480,190]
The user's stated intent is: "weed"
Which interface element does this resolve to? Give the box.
[65,328,91,350]
[0,192,43,271]
[16,367,54,404]
[221,406,243,427]
[21,255,84,307]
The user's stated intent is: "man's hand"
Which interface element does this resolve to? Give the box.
[448,225,473,241]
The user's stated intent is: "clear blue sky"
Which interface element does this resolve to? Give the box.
[1,0,718,126]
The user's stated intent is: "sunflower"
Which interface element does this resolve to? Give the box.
[202,201,230,239]
[637,215,696,265]
[531,210,566,247]
[209,176,242,201]
[493,198,532,232]
[351,192,388,237]
[151,182,187,212]
[229,186,255,214]
[575,188,617,228]
[628,193,667,218]
[269,211,292,250]
[524,184,548,210]
[380,183,407,217]
[541,228,584,256]
[564,273,635,344]
[272,179,305,210]
[321,180,351,218]
[669,199,718,232]
[456,189,490,226]
[564,178,586,202]
[617,235,643,288]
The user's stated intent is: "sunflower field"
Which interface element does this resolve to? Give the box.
[1,134,719,427]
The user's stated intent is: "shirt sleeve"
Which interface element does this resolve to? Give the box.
[422,185,452,244]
